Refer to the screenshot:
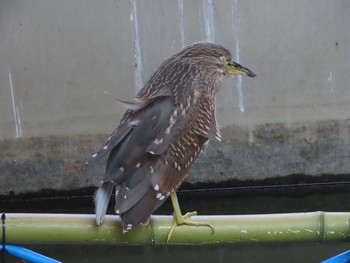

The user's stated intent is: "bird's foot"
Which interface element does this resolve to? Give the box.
[166,210,215,243]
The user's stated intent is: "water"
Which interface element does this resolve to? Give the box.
[1,185,350,262]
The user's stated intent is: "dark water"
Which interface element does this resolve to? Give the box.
[2,182,350,263]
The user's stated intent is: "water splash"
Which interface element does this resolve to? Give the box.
[8,65,22,138]
[231,0,244,113]
[203,0,214,42]
[130,0,143,93]
[177,0,185,47]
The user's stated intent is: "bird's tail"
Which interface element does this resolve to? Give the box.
[94,182,114,225]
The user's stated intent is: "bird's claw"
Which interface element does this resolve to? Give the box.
[166,211,215,243]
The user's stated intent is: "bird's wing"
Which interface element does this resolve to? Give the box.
[103,94,174,183]
[85,88,172,165]
[85,121,134,165]
[93,93,174,225]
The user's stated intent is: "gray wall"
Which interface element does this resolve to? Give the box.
[1,0,350,195]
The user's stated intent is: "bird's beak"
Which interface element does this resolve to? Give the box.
[225,61,256,78]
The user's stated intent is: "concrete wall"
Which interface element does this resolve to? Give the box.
[0,0,350,195]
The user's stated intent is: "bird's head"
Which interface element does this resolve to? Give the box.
[177,42,256,80]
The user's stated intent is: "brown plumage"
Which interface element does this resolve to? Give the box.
[86,42,255,232]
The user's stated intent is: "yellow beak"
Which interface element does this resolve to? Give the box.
[225,61,256,78]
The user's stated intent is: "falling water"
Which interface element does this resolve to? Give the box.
[178,0,185,48]
[130,0,143,93]
[203,0,214,42]
[8,65,22,138]
[231,0,244,113]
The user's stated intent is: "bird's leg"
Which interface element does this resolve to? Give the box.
[167,192,214,243]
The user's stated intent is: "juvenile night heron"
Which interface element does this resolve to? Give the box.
[86,42,255,241]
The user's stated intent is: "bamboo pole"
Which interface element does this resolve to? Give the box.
[1,212,350,245]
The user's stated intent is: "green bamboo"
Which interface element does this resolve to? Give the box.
[1,212,350,245]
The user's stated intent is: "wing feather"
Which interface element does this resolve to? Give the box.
[94,182,114,225]
[86,88,172,165]
[93,93,176,225]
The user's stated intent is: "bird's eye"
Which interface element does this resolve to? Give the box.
[219,56,227,63]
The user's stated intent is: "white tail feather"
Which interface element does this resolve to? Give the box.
[94,182,114,225]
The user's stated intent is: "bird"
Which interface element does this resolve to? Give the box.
[86,42,255,241]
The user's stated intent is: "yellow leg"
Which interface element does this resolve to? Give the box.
[167,192,215,243]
